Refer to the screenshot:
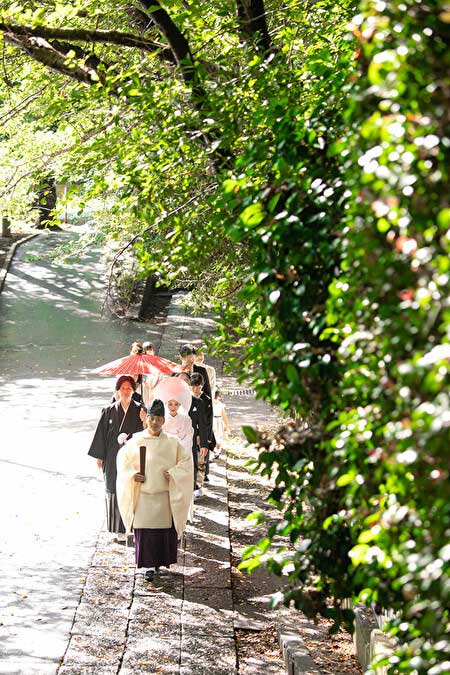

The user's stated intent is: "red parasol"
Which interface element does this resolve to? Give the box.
[92,353,181,376]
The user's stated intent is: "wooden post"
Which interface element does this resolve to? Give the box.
[2,215,11,238]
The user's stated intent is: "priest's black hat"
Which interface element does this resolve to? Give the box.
[147,398,165,417]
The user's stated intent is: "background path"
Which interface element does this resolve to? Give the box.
[0,233,166,674]
[0,235,360,674]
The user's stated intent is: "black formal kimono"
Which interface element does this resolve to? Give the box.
[88,400,144,533]
[200,391,216,478]
[193,364,211,401]
[188,396,208,489]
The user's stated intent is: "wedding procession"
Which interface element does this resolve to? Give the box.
[88,342,229,583]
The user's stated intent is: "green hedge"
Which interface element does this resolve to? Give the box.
[225,1,449,673]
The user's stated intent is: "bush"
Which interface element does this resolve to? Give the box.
[234,1,449,673]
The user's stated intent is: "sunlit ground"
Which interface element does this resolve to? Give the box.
[0,232,159,668]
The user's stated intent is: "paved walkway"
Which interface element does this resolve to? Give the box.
[0,233,167,675]
[0,238,284,675]
[59,459,235,675]
[56,291,283,674]
[1,235,360,674]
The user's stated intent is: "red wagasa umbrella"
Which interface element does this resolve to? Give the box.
[92,353,181,376]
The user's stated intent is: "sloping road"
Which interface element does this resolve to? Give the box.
[0,233,161,674]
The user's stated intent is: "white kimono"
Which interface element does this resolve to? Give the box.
[116,430,193,535]
[204,363,217,399]
[163,412,194,455]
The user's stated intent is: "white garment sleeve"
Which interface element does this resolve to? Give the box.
[180,414,194,454]
[167,440,194,536]
[116,439,140,533]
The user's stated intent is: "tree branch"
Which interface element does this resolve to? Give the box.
[0,21,170,54]
[102,185,217,316]
[0,85,47,125]
[139,0,193,79]
[3,33,105,85]
[236,0,272,53]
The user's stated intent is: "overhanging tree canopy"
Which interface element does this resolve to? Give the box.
[1,2,449,673]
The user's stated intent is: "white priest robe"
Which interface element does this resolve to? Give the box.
[116,430,193,535]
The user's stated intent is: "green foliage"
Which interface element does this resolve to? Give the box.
[1,1,449,672]
[235,2,450,673]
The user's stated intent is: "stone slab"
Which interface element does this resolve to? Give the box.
[127,619,181,640]
[83,569,134,599]
[90,546,135,568]
[370,628,396,675]
[184,531,230,553]
[130,595,182,624]
[120,635,180,674]
[63,635,125,666]
[71,604,129,639]
[59,667,117,675]
[278,627,322,675]
[134,574,183,599]
[183,565,231,590]
[183,587,233,611]
[184,540,231,564]
[182,588,234,637]
[353,603,380,672]
[180,635,236,674]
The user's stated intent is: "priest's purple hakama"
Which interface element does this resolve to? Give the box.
[134,525,178,568]
[116,429,193,569]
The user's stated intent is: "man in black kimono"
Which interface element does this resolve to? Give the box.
[179,344,212,402]
[190,372,216,485]
[179,372,208,495]
[88,375,144,537]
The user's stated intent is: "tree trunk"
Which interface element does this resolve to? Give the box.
[34,175,60,229]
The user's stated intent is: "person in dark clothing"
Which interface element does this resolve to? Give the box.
[178,372,208,494]
[110,376,143,405]
[190,372,216,483]
[88,375,144,538]
[179,344,212,402]
[189,372,216,494]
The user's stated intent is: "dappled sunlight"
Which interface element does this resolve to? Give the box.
[0,234,159,379]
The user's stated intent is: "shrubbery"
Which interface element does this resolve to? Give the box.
[1,1,448,671]
[232,2,449,672]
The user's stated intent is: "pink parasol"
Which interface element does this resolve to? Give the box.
[92,353,181,376]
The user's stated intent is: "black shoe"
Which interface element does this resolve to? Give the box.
[204,476,210,483]
[113,536,127,545]
[144,568,155,581]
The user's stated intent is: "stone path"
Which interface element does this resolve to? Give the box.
[1,237,361,674]
[59,456,235,675]
[57,291,282,674]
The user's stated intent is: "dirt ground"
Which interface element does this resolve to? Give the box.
[0,232,31,271]
[226,437,362,674]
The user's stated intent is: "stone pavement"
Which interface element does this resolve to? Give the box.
[1,239,358,674]
[58,457,235,675]
[57,292,284,675]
